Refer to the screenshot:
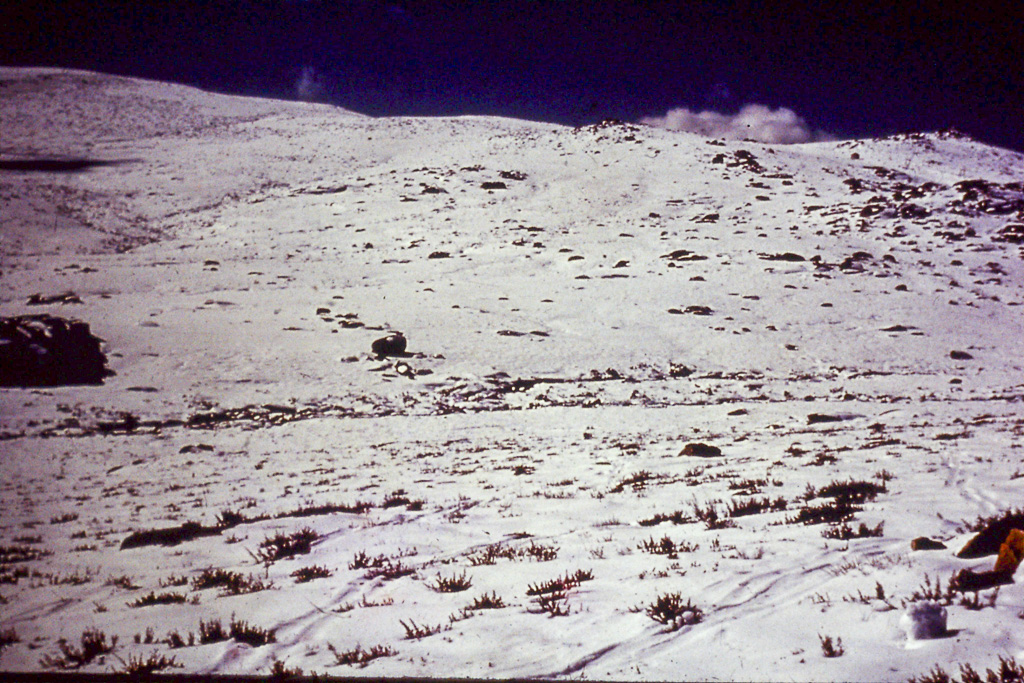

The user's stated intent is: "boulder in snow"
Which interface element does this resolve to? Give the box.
[681,443,722,457]
[0,314,112,387]
[371,332,408,358]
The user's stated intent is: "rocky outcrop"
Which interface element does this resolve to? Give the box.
[0,314,112,386]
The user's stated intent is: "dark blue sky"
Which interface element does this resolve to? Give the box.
[3,1,1022,151]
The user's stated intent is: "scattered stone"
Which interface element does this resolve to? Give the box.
[993,224,1024,244]
[428,251,451,259]
[27,291,82,305]
[682,305,713,316]
[481,181,507,190]
[949,350,974,360]
[499,170,528,181]
[179,444,215,454]
[0,315,113,387]
[898,203,930,219]
[759,252,806,262]
[97,412,140,434]
[839,251,874,271]
[371,332,408,358]
[681,443,722,457]
[807,413,844,424]
[911,537,947,551]
[662,249,707,262]
[668,363,694,378]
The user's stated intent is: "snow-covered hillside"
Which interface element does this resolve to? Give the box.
[1,68,1023,680]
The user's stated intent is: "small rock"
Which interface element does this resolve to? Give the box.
[949,350,973,360]
[371,332,407,358]
[681,443,722,457]
[683,305,713,316]
[807,413,844,424]
[910,537,947,551]
[765,252,805,262]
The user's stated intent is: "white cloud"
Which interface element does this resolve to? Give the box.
[641,103,832,144]
[295,66,323,101]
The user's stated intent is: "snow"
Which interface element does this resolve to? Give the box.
[1,67,1023,680]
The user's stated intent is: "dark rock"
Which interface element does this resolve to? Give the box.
[97,412,140,434]
[428,251,451,259]
[668,363,694,378]
[993,224,1024,244]
[683,305,713,316]
[499,170,528,181]
[899,203,930,219]
[759,252,806,262]
[840,251,874,270]
[681,442,722,457]
[0,314,113,387]
[950,350,974,360]
[662,249,707,262]
[371,332,408,358]
[843,178,865,193]
[911,537,947,551]
[957,511,1024,558]
[481,181,507,190]
[807,413,845,424]
[952,568,1014,593]
[860,204,886,218]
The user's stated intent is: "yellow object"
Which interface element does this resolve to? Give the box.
[993,528,1024,574]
